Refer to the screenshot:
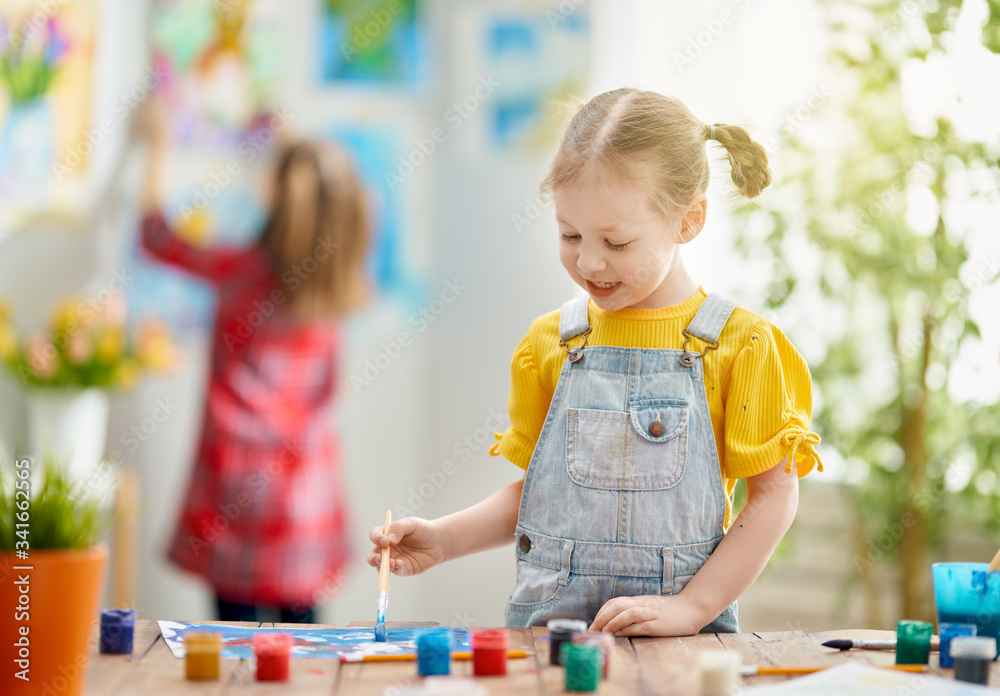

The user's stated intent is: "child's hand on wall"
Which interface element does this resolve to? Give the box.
[367,517,446,577]
[589,594,707,637]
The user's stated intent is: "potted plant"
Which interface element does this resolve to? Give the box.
[0,459,116,696]
[0,296,175,479]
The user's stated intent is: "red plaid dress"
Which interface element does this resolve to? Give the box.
[142,214,351,607]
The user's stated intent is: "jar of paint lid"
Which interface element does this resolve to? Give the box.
[951,636,997,686]
[572,632,613,679]
[697,650,742,696]
[185,630,222,680]
[562,643,603,692]
[99,609,135,654]
[471,629,508,676]
[547,619,587,666]
[939,623,977,669]
[417,629,453,676]
[896,620,933,664]
[253,633,293,682]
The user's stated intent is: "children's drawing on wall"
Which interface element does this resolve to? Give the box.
[126,0,284,335]
[317,0,424,87]
[0,1,97,224]
[329,123,412,297]
[453,1,589,158]
[151,0,282,145]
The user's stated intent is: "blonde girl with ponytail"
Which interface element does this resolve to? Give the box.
[368,88,820,636]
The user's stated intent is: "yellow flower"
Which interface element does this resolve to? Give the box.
[50,298,85,337]
[0,324,17,361]
[135,321,176,372]
[95,328,125,362]
[0,301,11,326]
[113,359,141,389]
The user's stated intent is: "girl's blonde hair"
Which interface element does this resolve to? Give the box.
[260,140,370,320]
[541,88,772,218]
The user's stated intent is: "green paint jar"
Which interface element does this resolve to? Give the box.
[563,643,603,692]
[896,620,933,664]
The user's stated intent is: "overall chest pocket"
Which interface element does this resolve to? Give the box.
[565,399,689,490]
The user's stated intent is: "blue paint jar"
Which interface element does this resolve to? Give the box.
[939,623,977,668]
[100,609,136,654]
[417,629,453,676]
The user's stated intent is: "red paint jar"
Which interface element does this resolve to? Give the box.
[471,629,509,676]
[253,633,293,682]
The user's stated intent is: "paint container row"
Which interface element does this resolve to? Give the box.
[546,619,614,693]
[184,630,292,681]
[897,619,997,686]
[417,628,510,677]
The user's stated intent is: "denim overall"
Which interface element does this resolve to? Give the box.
[505,293,740,632]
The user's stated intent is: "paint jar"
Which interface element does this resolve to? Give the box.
[471,628,508,676]
[951,636,996,685]
[933,562,1000,647]
[417,629,453,676]
[938,623,977,668]
[562,643,603,692]
[697,650,742,696]
[572,632,613,679]
[896,620,933,664]
[253,633,293,682]
[185,630,222,680]
[99,609,135,654]
[547,619,587,666]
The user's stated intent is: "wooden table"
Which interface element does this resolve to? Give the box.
[84,622,997,694]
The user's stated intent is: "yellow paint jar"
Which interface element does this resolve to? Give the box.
[185,631,222,680]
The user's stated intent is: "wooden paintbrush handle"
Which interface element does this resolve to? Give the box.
[988,547,1000,573]
[379,510,392,593]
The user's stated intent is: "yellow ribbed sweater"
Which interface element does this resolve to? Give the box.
[489,287,822,528]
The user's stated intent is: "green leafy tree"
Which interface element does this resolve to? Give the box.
[732,0,1000,625]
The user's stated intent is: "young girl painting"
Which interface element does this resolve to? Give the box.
[368,88,821,636]
[140,103,370,623]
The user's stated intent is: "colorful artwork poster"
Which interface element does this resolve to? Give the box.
[158,621,472,659]
[123,157,271,335]
[317,0,423,86]
[480,5,588,155]
[328,123,409,294]
[151,0,282,146]
[0,1,97,217]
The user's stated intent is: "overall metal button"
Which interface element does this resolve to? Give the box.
[519,534,531,553]
[649,421,665,437]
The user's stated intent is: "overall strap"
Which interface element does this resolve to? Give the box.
[685,293,738,346]
[558,296,592,363]
[559,296,591,341]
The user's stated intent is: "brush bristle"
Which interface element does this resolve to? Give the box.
[375,610,387,642]
[822,639,853,651]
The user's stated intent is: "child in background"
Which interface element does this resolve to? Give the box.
[139,101,370,623]
[368,88,822,636]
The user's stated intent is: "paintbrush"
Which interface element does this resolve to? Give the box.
[339,650,531,663]
[987,547,1000,572]
[740,664,927,676]
[822,637,939,651]
[375,509,392,642]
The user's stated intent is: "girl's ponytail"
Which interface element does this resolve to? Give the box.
[705,123,772,199]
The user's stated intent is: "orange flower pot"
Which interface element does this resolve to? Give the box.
[0,544,108,696]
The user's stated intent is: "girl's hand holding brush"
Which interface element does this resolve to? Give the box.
[368,517,447,577]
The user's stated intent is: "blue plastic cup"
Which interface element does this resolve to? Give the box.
[932,563,1000,652]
